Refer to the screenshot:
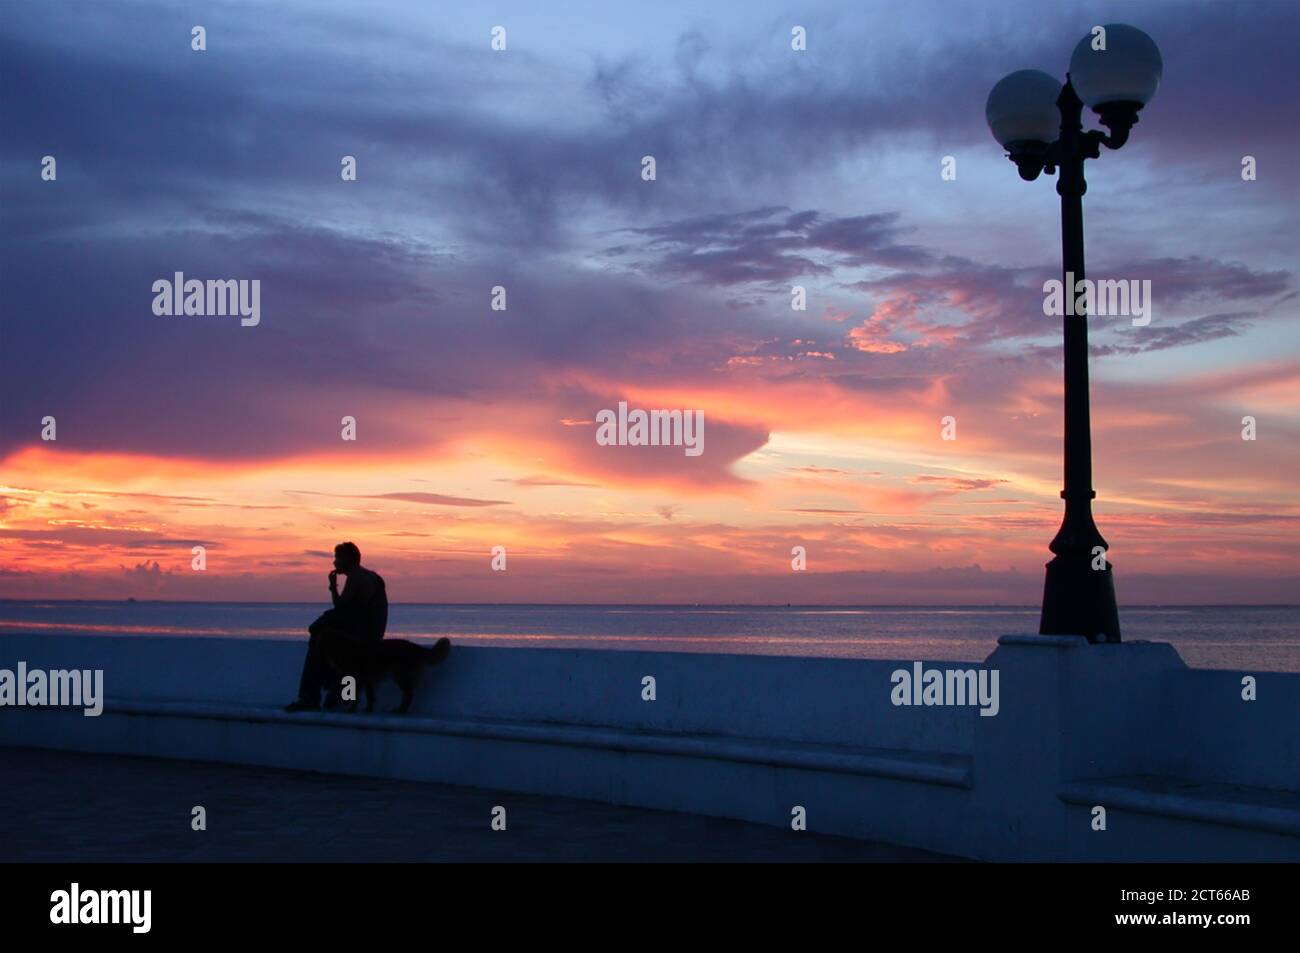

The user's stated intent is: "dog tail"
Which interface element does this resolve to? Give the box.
[425,637,452,667]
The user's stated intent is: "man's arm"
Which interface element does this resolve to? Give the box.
[330,571,372,610]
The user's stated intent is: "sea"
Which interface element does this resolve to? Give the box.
[1,601,1297,672]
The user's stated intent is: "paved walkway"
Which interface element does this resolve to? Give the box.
[0,746,963,862]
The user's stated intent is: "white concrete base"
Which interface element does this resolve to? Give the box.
[1,632,1297,861]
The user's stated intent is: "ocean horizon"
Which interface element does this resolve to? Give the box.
[3,600,1297,672]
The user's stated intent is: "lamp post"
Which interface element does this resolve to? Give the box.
[985,24,1162,643]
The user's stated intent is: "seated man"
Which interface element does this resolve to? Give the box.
[285,541,388,712]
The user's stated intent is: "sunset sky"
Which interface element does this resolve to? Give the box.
[2,0,1297,604]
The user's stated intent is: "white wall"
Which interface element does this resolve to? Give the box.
[1,631,1296,861]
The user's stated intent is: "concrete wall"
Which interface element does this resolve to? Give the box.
[1,630,1296,861]
[967,635,1300,860]
[0,633,975,750]
[1157,668,1300,792]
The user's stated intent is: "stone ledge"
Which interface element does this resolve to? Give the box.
[16,698,976,788]
[1058,775,1300,837]
[996,634,1089,648]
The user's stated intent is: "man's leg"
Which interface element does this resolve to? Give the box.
[290,615,345,708]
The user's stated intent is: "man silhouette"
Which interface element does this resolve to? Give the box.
[285,542,388,712]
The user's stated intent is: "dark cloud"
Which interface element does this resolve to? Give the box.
[909,476,1008,491]
[286,491,511,508]
[1,0,1296,471]
[1094,311,1255,355]
[0,528,214,548]
[617,208,932,285]
[366,492,511,507]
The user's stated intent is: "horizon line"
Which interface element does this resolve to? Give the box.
[1,599,1296,609]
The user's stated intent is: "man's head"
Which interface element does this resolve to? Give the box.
[333,541,362,573]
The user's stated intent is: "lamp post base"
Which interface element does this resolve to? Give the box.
[1039,553,1121,643]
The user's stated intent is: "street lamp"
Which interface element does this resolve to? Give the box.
[985,24,1162,643]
